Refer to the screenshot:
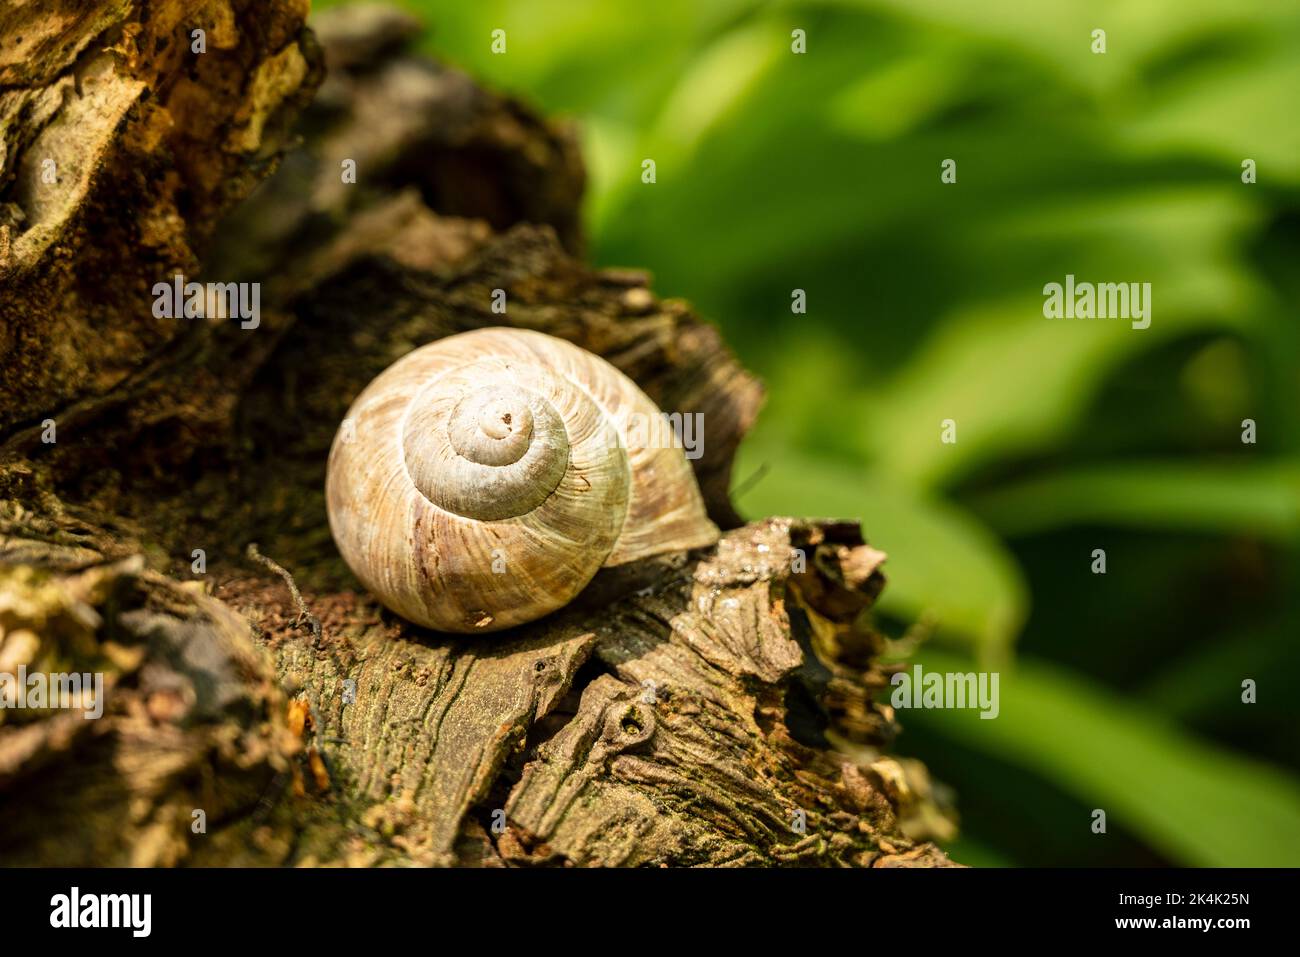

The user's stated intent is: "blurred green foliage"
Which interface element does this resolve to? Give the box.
[326,0,1300,865]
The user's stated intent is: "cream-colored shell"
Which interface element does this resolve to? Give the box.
[326,327,719,633]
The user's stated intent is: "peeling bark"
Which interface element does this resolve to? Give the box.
[0,3,956,867]
[0,0,321,433]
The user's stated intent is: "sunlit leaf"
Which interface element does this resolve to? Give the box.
[967,460,1300,540]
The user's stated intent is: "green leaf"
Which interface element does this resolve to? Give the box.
[1120,47,1300,183]
[591,18,782,236]
[967,459,1300,541]
[857,188,1265,489]
[907,648,1300,866]
[1139,623,1292,719]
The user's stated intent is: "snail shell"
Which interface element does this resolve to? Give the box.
[326,327,719,633]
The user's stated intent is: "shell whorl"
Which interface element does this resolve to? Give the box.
[326,328,719,633]
[404,384,570,521]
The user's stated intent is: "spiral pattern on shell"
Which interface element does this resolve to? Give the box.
[326,328,719,633]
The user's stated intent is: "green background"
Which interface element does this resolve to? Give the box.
[322,0,1300,866]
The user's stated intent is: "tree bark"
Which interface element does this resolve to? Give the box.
[0,1,956,867]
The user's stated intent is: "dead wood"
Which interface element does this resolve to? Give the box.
[0,2,956,867]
